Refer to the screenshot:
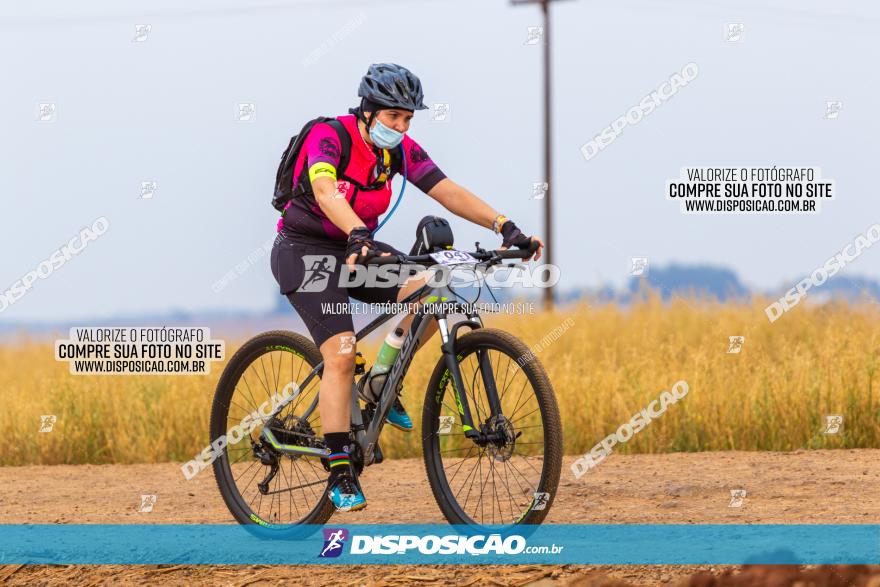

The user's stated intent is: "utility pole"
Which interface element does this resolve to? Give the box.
[512,0,568,312]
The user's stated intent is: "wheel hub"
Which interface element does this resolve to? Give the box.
[485,415,516,461]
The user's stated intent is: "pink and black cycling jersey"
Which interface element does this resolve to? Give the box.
[277,114,446,246]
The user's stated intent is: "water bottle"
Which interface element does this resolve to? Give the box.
[362,327,405,403]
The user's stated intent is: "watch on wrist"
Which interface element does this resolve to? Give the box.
[492,214,508,234]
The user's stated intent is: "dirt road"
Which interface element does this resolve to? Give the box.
[1,450,878,586]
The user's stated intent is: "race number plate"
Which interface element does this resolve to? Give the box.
[429,250,477,265]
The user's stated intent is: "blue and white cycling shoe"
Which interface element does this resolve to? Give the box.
[385,397,413,431]
[327,471,367,512]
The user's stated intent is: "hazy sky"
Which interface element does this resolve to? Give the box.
[1,0,878,322]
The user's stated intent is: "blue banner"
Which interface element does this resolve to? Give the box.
[0,524,877,565]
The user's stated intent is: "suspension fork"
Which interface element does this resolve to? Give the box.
[437,312,502,441]
[464,311,504,416]
[477,348,503,416]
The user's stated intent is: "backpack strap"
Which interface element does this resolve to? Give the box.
[325,119,351,176]
[388,142,403,179]
[292,118,352,198]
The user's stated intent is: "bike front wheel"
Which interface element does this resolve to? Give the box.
[421,328,563,527]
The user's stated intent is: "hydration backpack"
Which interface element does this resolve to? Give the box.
[272,116,403,213]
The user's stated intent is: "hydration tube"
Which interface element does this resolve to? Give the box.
[371,143,407,236]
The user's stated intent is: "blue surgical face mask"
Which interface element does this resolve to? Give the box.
[369,118,404,149]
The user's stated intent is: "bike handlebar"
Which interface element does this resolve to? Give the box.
[355,240,540,267]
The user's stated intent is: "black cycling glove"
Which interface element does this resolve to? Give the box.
[346,226,377,261]
[500,220,532,249]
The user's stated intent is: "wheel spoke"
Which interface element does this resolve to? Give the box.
[510,405,541,425]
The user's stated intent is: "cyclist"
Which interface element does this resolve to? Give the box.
[270,63,544,512]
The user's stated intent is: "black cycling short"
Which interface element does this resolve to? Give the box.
[270,233,408,350]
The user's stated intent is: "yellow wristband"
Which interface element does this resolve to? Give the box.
[492,214,508,234]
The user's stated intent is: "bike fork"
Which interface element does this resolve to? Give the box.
[437,313,501,441]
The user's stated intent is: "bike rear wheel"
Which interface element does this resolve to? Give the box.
[210,330,335,528]
[421,328,563,527]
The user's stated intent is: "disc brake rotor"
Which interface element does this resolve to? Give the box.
[485,415,517,462]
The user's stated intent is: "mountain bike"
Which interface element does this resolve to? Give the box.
[210,239,562,529]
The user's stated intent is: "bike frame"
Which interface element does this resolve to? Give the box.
[259,275,503,467]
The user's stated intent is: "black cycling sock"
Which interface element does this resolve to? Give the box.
[325,432,353,481]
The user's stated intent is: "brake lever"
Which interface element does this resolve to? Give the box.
[479,252,504,272]
[469,242,495,272]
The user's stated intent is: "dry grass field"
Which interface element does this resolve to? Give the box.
[1,296,878,466]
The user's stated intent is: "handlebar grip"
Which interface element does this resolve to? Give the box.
[355,251,401,266]
[496,240,540,259]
